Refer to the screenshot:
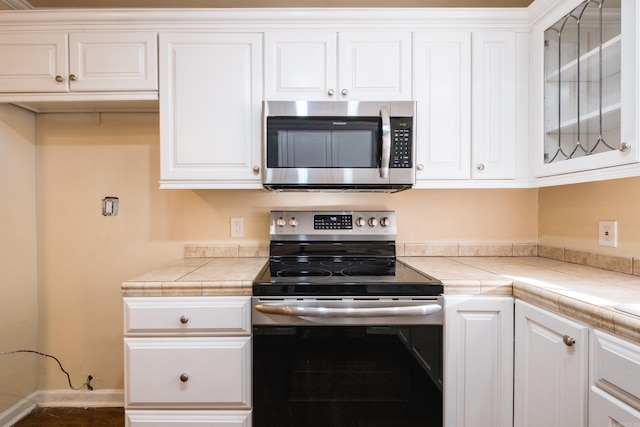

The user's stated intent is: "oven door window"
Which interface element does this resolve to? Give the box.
[253,325,442,427]
[266,117,380,168]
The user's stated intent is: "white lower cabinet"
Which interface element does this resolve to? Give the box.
[590,329,640,426]
[444,295,514,427]
[123,296,252,427]
[514,300,589,427]
[590,387,640,426]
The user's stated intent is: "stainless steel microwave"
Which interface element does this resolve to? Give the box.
[262,101,416,192]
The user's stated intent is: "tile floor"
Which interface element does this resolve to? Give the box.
[12,407,124,426]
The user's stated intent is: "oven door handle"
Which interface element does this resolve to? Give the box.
[254,303,441,318]
[379,105,391,179]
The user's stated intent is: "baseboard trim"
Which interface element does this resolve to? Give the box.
[0,392,37,427]
[35,389,124,407]
[0,389,124,427]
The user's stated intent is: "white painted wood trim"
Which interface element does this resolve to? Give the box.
[0,389,124,427]
[0,8,529,31]
[0,392,37,427]
[34,389,124,408]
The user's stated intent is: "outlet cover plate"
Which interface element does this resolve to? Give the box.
[599,220,617,247]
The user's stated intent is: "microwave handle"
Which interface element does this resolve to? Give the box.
[380,106,391,179]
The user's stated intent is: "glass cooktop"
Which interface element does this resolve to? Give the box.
[252,259,443,297]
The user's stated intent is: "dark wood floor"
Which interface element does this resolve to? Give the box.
[12,407,124,426]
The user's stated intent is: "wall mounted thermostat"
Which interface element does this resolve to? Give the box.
[102,197,119,216]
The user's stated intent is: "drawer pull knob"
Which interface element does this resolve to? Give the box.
[562,335,576,347]
[179,315,189,324]
[180,373,189,382]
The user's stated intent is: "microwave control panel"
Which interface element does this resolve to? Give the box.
[391,117,413,168]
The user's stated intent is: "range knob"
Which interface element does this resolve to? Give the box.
[275,217,286,227]
[380,217,391,228]
[368,217,378,227]
[288,217,299,227]
[355,217,366,227]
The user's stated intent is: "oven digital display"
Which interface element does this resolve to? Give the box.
[314,214,353,230]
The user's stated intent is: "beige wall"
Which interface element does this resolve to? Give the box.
[33,112,537,390]
[0,105,38,412]
[539,177,640,257]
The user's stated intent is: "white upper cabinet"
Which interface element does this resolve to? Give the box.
[413,32,472,181]
[531,0,639,182]
[159,33,262,189]
[264,31,411,101]
[414,30,519,185]
[471,31,517,180]
[0,31,157,93]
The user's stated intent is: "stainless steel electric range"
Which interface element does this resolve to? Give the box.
[252,210,444,427]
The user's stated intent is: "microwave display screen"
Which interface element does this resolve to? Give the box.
[266,117,380,168]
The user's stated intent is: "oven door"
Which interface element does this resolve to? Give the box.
[252,297,443,427]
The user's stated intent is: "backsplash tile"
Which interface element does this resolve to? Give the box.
[513,243,538,257]
[459,244,513,257]
[404,243,459,257]
[540,245,634,275]
[538,245,564,261]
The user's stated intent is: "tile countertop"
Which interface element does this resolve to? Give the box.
[121,256,640,343]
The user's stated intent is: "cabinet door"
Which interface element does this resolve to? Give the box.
[338,31,411,101]
[413,31,471,180]
[590,386,640,427]
[159,33,262,189]
[471,31,516,180]
[68,32,158,92]
[531,0,639,181]
[125,337,251,409]
[264,31,337,100]
[514,300,589,427]
[444,296,514,427]
[0,32,68,93]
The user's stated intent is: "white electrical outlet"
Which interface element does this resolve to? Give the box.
[231,217,244,237]
[598,220,617,247]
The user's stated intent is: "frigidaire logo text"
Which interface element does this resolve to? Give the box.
[332,122,347,126]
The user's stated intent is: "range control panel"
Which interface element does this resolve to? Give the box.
[270,210,397,241]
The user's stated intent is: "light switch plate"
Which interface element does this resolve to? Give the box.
[231,217,244,237]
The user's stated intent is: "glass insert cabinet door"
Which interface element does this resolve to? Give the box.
[536,0,638,177]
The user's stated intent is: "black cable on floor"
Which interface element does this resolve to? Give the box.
[0,350,93,390]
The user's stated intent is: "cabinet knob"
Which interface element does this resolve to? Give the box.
[55,75,64,83]
[69,74,77,82]
[562,335,576,347]
[179,315,189,324]
[327,89,335,96]
[416,164,424,171]
[476,163,485,171]
[619,142,631,152]
[252,165,260,174]
[180,373,189,382]
[341,89,349,96]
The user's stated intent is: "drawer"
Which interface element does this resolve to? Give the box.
[125,409,251,426]
[591,329,640,405]
[125,337,251,409]
[124,296,251,335]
